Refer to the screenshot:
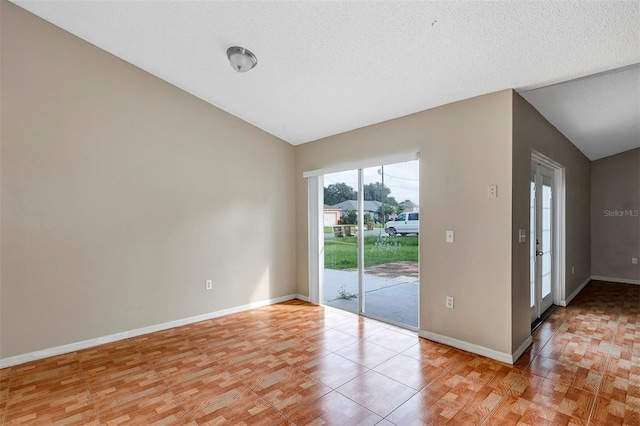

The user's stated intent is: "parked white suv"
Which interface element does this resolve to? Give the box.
[385,212,419,236]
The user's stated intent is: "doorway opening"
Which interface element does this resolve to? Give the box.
[321,160,419,329]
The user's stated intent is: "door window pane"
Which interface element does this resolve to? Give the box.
[542,184,552,297]
[530,180,535,308]
[322,169,358,312]
[362,161,419,328]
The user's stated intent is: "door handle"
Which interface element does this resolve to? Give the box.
[536,250,544,256]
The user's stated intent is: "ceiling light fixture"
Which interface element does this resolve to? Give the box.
[226,46,258,73]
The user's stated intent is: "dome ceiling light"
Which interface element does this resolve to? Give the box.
[226,46,258,73]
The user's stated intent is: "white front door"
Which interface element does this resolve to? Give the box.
[531,162,555,323]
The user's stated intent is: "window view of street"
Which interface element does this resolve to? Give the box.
[322,160,419,328]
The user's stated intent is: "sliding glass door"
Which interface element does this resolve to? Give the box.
[322,160,419,329]
[323,169,359,313]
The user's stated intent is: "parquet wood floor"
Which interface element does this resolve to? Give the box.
[1,280,638,425]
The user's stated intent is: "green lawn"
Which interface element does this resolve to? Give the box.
[324,235,418,270]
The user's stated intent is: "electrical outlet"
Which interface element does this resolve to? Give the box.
[205,280,213,290]
[633,257,638,265]
[446,296,454,309]
[488,185,497,198]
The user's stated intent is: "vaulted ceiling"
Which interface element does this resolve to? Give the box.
[10,1,640,160]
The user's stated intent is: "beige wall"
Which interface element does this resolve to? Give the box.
[1,0,600,363]
[1,2,296,359]
[511,92,592,351]
[296,91,515,355]
[591,148,640,281]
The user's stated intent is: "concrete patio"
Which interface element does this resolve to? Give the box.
[323,262,418,328]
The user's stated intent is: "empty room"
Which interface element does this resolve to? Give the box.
[1,1,639,424]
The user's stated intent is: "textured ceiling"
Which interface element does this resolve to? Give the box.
[10,1,640,159]
[520,65,640,161]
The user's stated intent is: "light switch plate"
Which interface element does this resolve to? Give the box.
[446,230,454,243]
[518,228,526,243]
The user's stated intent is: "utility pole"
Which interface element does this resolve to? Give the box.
[378,166,385,236]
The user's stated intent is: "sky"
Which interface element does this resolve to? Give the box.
[323,160,419,204]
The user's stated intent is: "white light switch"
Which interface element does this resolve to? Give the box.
[446,230,454,243]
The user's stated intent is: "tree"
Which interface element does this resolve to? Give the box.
[363,213,374,224]
[362,182,398,207]
[377,204,396,223]
[342,210,357,224]
[324,182,356,206]
[362,182,389,202]
[397,199,412,214]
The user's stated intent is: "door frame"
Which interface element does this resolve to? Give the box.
[304,153,420,330]
[531,151,566,307]
[531,162,555,322]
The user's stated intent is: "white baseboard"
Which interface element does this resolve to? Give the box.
[512,336,533,363]
[296,294,310,302]
[591,276,640,286]
[559,276,592,307]
[419,330,515,365]
[558,275,639,308]
[0,294,301,369]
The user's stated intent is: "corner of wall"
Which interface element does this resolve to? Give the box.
[510,90,532,356]
[510,91,593,355]
[590,148,640,282]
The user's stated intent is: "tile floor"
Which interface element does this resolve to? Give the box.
[1,280,638,425]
